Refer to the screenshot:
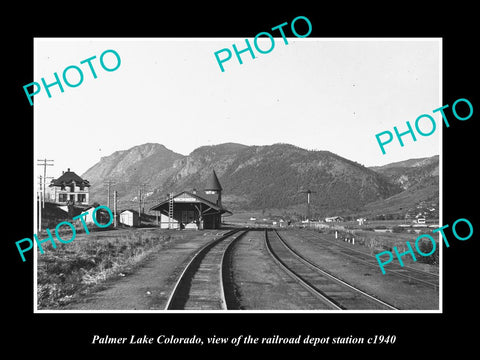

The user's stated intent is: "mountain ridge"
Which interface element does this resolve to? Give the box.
[81,142,439,219]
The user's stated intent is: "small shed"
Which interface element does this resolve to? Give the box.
[120,209,140,227]
[416,217,426,224]
[84,206,112,226]
[325,216,344,222]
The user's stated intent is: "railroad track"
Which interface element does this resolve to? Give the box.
[295,230,439,288]
[265,229,398,310]
[165,229,246,310]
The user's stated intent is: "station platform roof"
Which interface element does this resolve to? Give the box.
[149,191,232,216]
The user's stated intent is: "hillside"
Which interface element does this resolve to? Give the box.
[82,143,183,207]
[80,142,432,218]
[369,155,439,190]
[364,156,439,219]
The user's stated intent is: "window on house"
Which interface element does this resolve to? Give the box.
[58,194,67,202]
[77,194,86,203]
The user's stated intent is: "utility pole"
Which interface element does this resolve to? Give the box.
[37,158,54,208]
[38,175,43,210]
[138,187,142,226]
[37,177,42,232]
[104,180,115,209]
[113,190,118,227]
[137,183,147,226]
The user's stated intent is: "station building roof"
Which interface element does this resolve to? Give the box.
[149,190,232,215]
[205,170,222,191]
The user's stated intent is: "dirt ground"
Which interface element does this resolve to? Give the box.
[61,230,229,310]
[280,230,439,310]
[54,227,439,311]
[227,230,334,310]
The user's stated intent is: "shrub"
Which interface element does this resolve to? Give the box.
[416,240,439,265]
[392,226,405,233]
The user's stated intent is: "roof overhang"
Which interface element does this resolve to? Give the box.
[149,191,232,215]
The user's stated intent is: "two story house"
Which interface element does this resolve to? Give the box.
[49,168,90,205]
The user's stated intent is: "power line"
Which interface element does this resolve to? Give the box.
[104,180,116,209]
[137,183,148,223]
[113,190,118,227]
[37,159,54,209]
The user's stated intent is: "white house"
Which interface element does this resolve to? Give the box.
[325,216,344,222]
[49,168,90,205]
[119,209,140,227]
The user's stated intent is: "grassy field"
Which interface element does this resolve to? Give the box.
[36,227,173,309]
[305,226,439,268]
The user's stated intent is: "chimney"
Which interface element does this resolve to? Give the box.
[192,188,197,194]
[67,168,70,172]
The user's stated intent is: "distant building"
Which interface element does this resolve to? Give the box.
[150,170,232,230]
[49,168,90,205]
[325,216,344,222]
[83,205,112,226]
[119,209,140,227]
[357,217,367,225]
[416,217,426,224]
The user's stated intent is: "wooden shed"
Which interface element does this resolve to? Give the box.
[119,209,140,227]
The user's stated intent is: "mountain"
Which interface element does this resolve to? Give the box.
[82,143,183,206]
[81,142,435,219]
[149,143,403,215]
[369,156,439,190]
[364,156,439,219]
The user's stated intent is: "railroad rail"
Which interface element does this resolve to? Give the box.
[295,230,439,288]
[265,229,398,310]
[165,229,246,310]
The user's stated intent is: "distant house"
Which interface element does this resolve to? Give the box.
[119,209,140,227]
[325,216,344,222]
[49,168,90,205]
[357,217,367,225]
[84,206,112,226]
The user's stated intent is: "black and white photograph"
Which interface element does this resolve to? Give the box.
[32,38,441,312]
[7,6,478,356]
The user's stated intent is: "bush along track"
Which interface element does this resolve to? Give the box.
[37,230,170,309]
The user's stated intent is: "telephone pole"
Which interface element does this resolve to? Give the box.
[137,183,147,225]
[37,158,54,208]
[113,190,118,227]
[104,180,115,209]
[37,176,42,232]
[138,183,147,214]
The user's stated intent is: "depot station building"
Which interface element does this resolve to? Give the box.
[150,170,232,230]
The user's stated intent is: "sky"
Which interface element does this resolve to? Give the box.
[34,38,441,180]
